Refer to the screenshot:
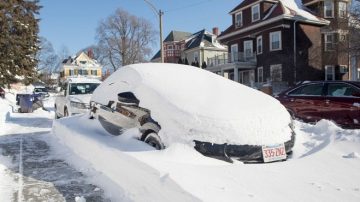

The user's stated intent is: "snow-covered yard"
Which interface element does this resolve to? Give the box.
[1,89,360,201]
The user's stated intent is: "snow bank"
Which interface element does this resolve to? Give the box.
[92,63,292,146]
[51,115,200,202]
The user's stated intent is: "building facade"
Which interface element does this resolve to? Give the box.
[151,29,227,68]
[210,0,344,90]
[59,51,102,81]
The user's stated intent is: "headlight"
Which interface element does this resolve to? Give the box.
[70,101,87,109]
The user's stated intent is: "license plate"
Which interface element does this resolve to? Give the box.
[262,143,287,163]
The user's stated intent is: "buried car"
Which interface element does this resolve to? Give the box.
[90,63,295,163]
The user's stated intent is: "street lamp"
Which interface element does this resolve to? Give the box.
[143,0,164,63]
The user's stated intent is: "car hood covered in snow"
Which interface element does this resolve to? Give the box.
[91,63,292,146]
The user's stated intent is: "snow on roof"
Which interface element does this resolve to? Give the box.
[66,77,102,84]
[92,63,292,146]
[280,0,326,23]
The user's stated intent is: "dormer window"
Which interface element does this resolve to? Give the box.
[324,0,334,18]
[252,4,260,22]
[235,12,243,28]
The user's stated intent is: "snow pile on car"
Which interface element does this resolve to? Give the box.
[92,63,292,146]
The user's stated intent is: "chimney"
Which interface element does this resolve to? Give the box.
[87,48,94,59]
[212,27,219,36]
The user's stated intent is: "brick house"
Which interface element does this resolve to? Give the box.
[151,29,227,67]
[151,31,191,63]
[302,0,351,81]
[213,0,332,89]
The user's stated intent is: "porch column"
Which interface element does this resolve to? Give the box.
[220,69,224,77]
[234,67,239,82]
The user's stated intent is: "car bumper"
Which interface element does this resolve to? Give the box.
[194,132,296,163]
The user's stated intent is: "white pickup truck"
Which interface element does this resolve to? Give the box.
[54,78,101,118]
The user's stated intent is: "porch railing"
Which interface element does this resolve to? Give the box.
[207,52,257,67]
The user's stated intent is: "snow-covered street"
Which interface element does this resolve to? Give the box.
[1,92,360,202]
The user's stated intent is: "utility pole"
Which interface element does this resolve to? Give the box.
[144,0,164,63]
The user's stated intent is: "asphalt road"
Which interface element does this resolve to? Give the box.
[0,131,110,202]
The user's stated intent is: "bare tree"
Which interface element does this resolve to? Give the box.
[36,37,60,73]
[349,0,360,55]
[96,9,156,71]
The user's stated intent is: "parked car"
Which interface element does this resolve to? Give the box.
[55,78,101,118]
[0,87,5,99]
[90,63,295,163]
[276,81,360,129]
[33,86,50,99]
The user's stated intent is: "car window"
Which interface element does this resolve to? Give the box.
[327,83,360,97]
[288,83,323,96]
[70,83,100,95]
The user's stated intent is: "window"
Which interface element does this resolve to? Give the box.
[339,2,347,18]
[91,70,97,76]
[324,33,334,51]
[324,0,334,18]
[168,45,173,50]
[339,65,348,73]
[252,4,260,22]
[231,44,238,62]
[69,69,74,76]
[270,31,282,51]
[289,84,324,96]
[325,65,335,80]
[194,52,199,62]
[327,83,360,97]
[257,35,263,54]
[244,40,253,59]
[235,12,243,27]
[270,64,282,82]
[257,67,263,83]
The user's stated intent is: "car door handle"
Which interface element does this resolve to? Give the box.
[290,98,295,102]
[325,99,330,104]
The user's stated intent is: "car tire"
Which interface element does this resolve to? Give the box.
[144,132,164,150]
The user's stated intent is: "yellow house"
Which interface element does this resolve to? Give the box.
[59,51,102,81]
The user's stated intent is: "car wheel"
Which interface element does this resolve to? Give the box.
[64,108,69,117]
[144,132,164,150]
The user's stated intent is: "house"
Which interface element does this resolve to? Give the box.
[181,28,227,68]
[59,51,102,81]
[151,29,227,68]
[302,0,351,81]
[213,0,331,89]
[151,31,191,63]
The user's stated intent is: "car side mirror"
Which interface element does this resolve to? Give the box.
[118,92,139,105]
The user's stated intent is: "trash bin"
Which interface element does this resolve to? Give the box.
[17,94,33,113]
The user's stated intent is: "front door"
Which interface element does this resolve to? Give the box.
[231,44,238,62]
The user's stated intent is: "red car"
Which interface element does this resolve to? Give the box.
[276,81,360,129]
[0,87,5,99]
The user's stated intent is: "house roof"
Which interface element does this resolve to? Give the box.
[164,31,192,42]
[184,29,226,51]
[219,0,329,40]
[151,29,226,61]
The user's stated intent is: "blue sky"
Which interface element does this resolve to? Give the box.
[39,0,240,57]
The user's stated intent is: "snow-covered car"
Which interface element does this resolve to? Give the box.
[33,86,50,99]
[90,63,295,163]
[55,78,101,118]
